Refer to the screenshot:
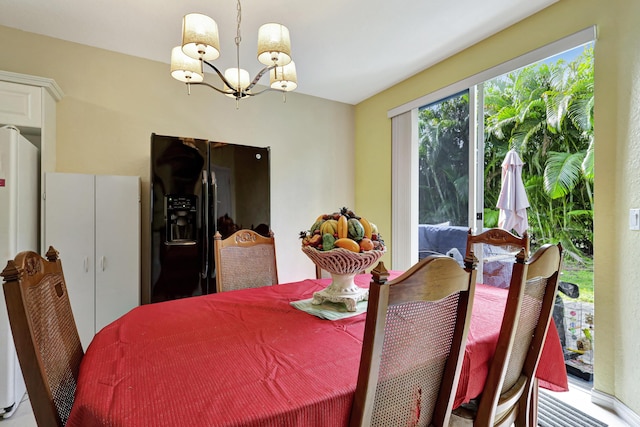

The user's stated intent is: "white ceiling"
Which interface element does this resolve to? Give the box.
[0,0,557,105]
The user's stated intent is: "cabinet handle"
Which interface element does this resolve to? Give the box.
[100,256,106,271]
[84,257,89,273]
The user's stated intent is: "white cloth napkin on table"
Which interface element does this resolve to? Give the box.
[290,298,367,320]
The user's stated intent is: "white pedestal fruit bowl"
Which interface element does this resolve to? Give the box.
[302,246,385,312]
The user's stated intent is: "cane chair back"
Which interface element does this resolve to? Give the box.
[350,256,477,427]
[1,247,83,427]
[214,229,278,293]
[465,228,529,289]
[488,243,563,426]
[451,243,563,427]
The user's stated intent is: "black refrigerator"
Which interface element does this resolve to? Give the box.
[149,133,271,303]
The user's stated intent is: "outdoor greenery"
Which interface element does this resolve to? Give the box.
[418,91,470,226]
[561,257,594,303]
[418,45,594,301]
[419,47,594,257]
[483,46,594,261]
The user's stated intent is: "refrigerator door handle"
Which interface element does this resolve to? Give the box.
[164,241,197,246]
[211,170,217,225]
[201,170,209,279]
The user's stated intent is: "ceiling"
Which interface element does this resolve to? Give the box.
[0,0,558,105]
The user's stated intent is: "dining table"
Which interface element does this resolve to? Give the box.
[66,273,568,427]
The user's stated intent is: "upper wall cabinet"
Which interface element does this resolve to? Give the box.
[0,70,63,176]
[0,81,42,128]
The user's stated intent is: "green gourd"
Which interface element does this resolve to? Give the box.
[309,219,325,234]
[322,233,336,251]
[347,218,365,241]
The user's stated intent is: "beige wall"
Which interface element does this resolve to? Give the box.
[355,0,640,415]
[0,25,356,302]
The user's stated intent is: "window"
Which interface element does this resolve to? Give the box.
[390,27,596,271]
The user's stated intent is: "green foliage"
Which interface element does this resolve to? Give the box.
[417,91,470,225]
[417,45,595,300]
[560,257,594,303]
[483,46,594,259]
[417,45,594,263]
[544,151,586,198]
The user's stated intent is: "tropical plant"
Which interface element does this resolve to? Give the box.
[483,46,594,260]
[417,46,594,262]
[418,91,469,225]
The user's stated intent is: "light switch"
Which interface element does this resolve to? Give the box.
[630,209,640,230]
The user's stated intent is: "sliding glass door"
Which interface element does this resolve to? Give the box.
[391,28,595,272]
[418,90,470,227]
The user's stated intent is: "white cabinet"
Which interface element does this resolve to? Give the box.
[0,70,63,181]
[43,172,140,349]
[0,81,42,128]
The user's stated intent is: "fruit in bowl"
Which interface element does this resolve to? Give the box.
[300,207,385,254]
[300,207,385,311]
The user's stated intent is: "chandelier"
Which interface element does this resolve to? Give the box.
[169,0,297,105]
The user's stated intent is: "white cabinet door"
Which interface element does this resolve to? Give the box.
[95,175,140,333]
[43,172,95,349]
[44,173,140,349]
[0,81,42,128]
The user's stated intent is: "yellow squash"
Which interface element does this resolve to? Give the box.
[337,215,348,239]
[320,219,338,236]
[358,217,373,239]
[334,238,360,252]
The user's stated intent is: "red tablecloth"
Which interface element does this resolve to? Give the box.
[67,275,567,427]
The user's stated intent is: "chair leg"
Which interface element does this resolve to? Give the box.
[523,378,539,427]
[513,378,538,427]
[531,379,539,426]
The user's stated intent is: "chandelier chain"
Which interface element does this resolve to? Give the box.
[235,0,242,47]
[235,0,242,98]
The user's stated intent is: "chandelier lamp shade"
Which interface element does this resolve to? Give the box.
[169,1,298,104]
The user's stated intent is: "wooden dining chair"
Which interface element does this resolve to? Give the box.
[314,263,329,279]
[449,228,528,427]
[214,229,278,292]
[464,228,530,288]
[1,247,84,427]
[450,242,563,427]
[350,256,477,427]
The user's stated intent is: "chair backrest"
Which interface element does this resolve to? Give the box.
[465,228,529,288]
[214,229,278,293]
[475,243,563,426]
[1,247,83,427]
[350,256,477,427]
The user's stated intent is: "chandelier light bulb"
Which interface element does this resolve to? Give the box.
[270,61,297,92]
[182,13,220,61]
[257,23,292,67]
[224,68,251,97]
[170,46,204,83]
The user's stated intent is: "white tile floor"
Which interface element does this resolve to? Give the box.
[545,377,630,427]
[0,394,35,427]
[0,377,632,427]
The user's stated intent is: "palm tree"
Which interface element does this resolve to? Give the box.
[484,46,594,258]
[417,46,594,259]
[418,92,469,225]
